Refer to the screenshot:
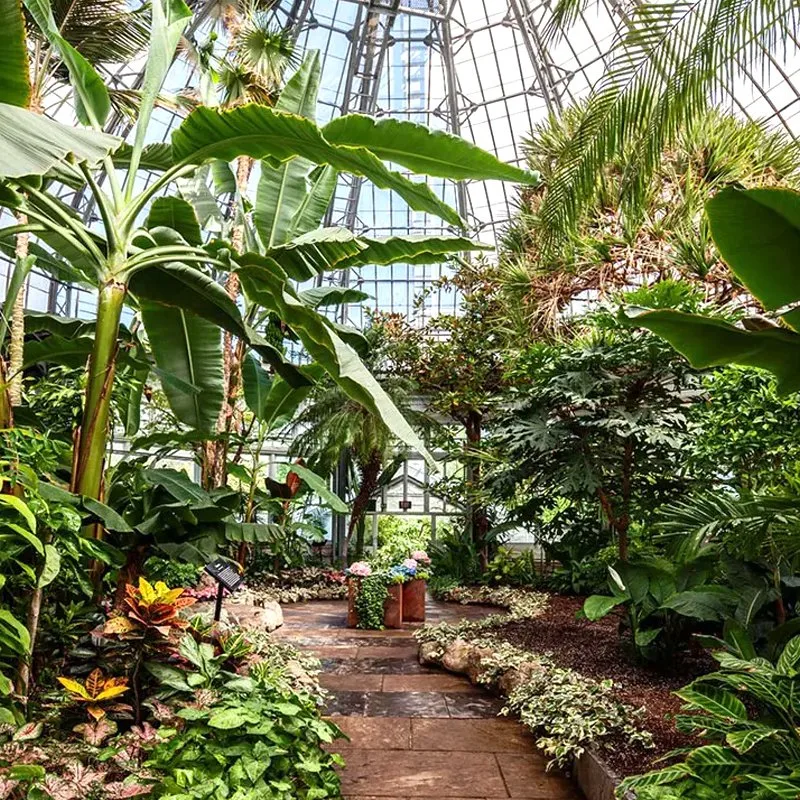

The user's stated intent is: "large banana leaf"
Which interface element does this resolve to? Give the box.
[276,50,321,121]
[257,366,321,432]
[265,228,367,280]
[241,354,272,421]
[633,187,800,395]
[707,187,800,330]
[23,0,110,126]
[140,300,224,434]
[171,105,463,226]
[286,164,338,240]
[278,462,348,513]
[1,0,29,107]
[335,234,492,271]
[129,262,247,339]
[630,310,800,394]
[236,257,437,468]
[145,196,202,246]
[299,287,370,309]
[23,334,95,368]
[323,114,541,184]
[0,103,120,178]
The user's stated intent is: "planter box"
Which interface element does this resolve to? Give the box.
[402,579,426,622]
[347,578,359,628]
[383,583,404,629]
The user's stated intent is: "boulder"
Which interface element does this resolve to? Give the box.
[466,646,495,684]
[441,638,472,674]
[498,659,545,696]
[418,641,441,666]
[228,600,284,632]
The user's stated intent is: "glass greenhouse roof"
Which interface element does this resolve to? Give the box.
[6,0,800,327]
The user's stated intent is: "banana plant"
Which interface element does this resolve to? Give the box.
[0,0,540,524]
[630,186,800,394]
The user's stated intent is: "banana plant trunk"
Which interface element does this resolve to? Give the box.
[8,216,28,406]
[73,279,127,510]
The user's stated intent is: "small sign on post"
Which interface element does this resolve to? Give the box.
[204,558,244,622]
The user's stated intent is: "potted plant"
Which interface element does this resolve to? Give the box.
[402,552,431,622]
[345,562,372,628]
[383,573,405,629]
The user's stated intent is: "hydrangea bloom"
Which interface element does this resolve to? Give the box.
[346,561,372,577]
[410,550,431,564]
[402,558,419,571]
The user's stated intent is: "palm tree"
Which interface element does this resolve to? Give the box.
[500,106,800,336]
[535,0,800,254]
[290,324,423,562]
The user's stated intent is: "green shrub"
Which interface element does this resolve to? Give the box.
[143,556,199,589]
[621,633,800,799]
[485,548,541,588]
[371,516,430,570]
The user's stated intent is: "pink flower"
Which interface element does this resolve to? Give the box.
[402,558,419,570]
[347,561,372,577]
[411,550,430,564]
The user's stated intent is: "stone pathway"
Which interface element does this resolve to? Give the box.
[272,598,583,800]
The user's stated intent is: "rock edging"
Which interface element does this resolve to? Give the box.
[420,636,630,800]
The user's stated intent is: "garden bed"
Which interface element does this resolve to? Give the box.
[483,593,715,776]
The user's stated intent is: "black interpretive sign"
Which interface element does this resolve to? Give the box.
[204,558,244,592]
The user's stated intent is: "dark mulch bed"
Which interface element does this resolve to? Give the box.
[493,593,716,777]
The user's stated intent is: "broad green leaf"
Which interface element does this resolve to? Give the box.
[140,300,224,434]
[630,309,800,395]
[660,588,735,622]
[748,775,800,798]
[258,369,319,432]
[707,187,800,330]
[276,50,321,121]
[119,362,149,438]
[323,114,541,184]
[223,522,283,543]
[128,0,191,174]
[130,262,247,339]
[266,227,367,280]
[299,287,370,309]
[171,105,464,225]
[247,331,312,389]
[634,627,662,647]
[0,254,34,350]
[278,463,347,513]
[0,0,30,107]
[37,544,60,588]
[0,609,30,655]
[618,765,691,792]
[777,634,800,675]
[23,0,110,126]
[582,594,620,620]
[0,494,36,533]
[675,686,747,722]
[336,234,492,271]
[146,196,202,246]
[255,159,315,249]
[237,258,437,468]
[24,311,95,339]
[113,142,174,172]
[286,164,337,239]
[0,103,120,178]
[208,708,247,729]
[142,468,212,506]
[80,496,133,533]
[177,165,223,231]
[23,334,93,368]
[725,726,778,753]
[242,354,272,421]
[684,745,754,781]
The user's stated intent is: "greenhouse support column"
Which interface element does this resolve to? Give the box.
[74,279,126,510]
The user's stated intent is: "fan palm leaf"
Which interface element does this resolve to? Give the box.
[538,0,800,254]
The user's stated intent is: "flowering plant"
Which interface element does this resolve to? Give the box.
[347,561,372,577]
[411,550,431,564]
[402,558,419,572]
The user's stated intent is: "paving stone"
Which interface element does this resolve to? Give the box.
[365,691,450,718]
[299,645,359,659]
[340,750,509,797]
[325,657,436,675]
[411,718,537,753]
[496,753,581,798]
[356,645,420,659]
[320,674,384,692]
[327,716,411,750]
[381,674,479,693]
[444,693,505,718]
[323,690,368,716]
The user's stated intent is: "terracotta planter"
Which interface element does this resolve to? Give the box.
[383,583,404,629]
[347,578,360,628]
[402,579,426,622]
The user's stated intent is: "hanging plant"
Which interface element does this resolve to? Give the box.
[354,573,390,630]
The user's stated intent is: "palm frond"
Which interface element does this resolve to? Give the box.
[538,0,800,254]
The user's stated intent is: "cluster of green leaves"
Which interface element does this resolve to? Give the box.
[621,633,800,799]
[146,635,343,799]
[353,574,390,630]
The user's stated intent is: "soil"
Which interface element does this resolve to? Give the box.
[492,593,716,777]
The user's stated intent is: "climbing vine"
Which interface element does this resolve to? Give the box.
[354,574,390,630]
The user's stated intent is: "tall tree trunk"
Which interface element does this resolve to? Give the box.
[618,438,634,561]
[344,450,382,561]
[203,156,253,489]
[465,409,488,571]
[73,279,127,507]
[8,217,28,406]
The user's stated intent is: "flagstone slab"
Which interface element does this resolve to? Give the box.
[381,673,479,693]
[365,691,450,718]
[411,718,538,753]
[327,716,411,750]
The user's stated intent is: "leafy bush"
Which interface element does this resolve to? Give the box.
[621,634,800,799]
[143,557,199,589]
[371,516,431,570]
[354,574,391,630]
[428,525,483,586]
[484,548,541,588]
